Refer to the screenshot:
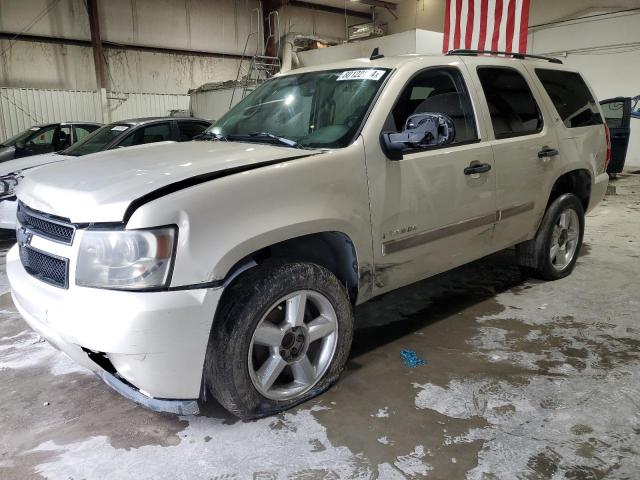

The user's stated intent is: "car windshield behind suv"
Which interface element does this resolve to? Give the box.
[63,124,131,156]
[211,68,390,149]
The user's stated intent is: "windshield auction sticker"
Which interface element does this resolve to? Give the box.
[337,70,385,81]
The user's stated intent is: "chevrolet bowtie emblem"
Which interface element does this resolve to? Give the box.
[16,227,32,247]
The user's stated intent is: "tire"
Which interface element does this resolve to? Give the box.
[516,193,585,281]
[202,261,354,419]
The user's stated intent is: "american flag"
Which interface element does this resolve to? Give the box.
[442,0,531,54]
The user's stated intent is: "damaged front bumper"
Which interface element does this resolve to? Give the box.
[0,197,17,230]
[96,370,199,415]
[7,244,223,414]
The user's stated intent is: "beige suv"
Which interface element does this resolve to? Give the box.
[8,51,609,418]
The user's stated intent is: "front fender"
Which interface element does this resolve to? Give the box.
[126,140,373,290]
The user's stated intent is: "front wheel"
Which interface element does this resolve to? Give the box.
[202,262,354,419]
[516,193,585,281]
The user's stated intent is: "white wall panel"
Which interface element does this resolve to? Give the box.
[190,87,240,122]
[105,91,190,123]
[0,87,190,140]
[0,87,101,140]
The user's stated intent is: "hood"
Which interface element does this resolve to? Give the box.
[18,140,319,223]
[0,152,70,176]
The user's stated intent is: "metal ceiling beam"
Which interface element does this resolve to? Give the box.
[350,0,396,10]
[0,32,245,60]
[263,0,281,57]
[86,0,107,90]
[287,0,372,19]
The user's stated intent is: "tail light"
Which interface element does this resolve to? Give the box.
[604,124,611,171]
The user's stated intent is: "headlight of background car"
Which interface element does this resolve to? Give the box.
[76,227,176,289]
[0,172,21,198]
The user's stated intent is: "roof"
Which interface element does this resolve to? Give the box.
[114,116,209,126]
[280,52,568,77]
[33,121,102,128]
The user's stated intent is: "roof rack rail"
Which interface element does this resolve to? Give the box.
[445,49,563,64]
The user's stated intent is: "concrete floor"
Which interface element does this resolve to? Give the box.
[1,174,639,480]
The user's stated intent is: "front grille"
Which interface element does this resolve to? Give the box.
[17,202,75,244]
[19,244,69,289]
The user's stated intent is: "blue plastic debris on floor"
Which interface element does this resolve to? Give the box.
[400,349,427,368]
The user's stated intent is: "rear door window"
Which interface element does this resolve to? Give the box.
[57,125,72,150]
[535,69,603,128]
[600,100,625,128]
[177,121,209,141]
[477,67,543,139]
[74,124,99,142]
[118,123,172,147]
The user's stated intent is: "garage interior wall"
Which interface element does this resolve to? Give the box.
[0,0,263,93]
[276,3,363,42]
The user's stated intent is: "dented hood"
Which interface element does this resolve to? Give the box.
[17,140,318,223]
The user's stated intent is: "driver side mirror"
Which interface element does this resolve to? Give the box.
[381,112,456,160]
[14,141,25,150]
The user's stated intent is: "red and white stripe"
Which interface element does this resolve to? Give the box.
[442,0,531,54]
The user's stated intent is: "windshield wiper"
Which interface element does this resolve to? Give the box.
[194,131,228,141]
[241,132,304,149]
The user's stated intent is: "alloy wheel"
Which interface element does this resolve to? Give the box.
[550,208,580,271]
[248,290,338,401]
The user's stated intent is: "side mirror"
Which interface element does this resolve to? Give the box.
[381,113,456,160]
[15,141,25,150]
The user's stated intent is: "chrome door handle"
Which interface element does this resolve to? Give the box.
[464,163,492,175]
[538,147,559,159]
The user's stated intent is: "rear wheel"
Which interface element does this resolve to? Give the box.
[203,262,354,419]
[516,193,585,280]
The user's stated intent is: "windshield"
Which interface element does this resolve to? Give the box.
[63,124,131,156]
[210,68,390,148]
[1,127,40,147]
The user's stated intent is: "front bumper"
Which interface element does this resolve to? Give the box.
[7,244,224,410]
[0,198,17,230]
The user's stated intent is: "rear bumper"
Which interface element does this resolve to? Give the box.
[7,244,224,409]
[0,198,17,230]
[588,172,609,213]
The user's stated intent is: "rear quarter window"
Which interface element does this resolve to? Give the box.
[535,69,603,128]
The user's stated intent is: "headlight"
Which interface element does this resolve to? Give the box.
[0,173,20,197]
[76,227,176,290]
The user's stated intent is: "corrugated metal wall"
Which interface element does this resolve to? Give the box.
[189,87,240,123]
[0,88,101,140]
[106,92,191,123]
[0,88,190,141]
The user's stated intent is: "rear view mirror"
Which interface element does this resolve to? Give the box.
[381,113,456,160]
